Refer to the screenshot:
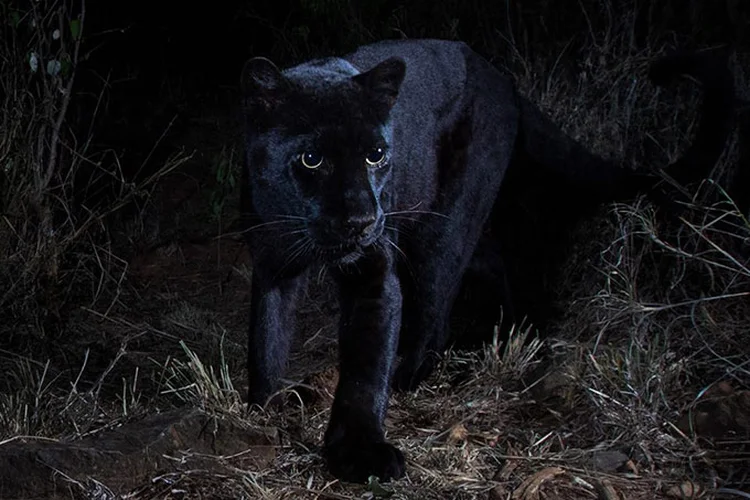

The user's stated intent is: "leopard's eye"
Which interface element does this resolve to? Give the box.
[365,148,386,167]
[300,151,323,169]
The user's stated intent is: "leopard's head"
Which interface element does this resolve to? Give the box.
[241,55,405,264]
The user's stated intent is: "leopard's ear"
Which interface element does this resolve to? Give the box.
[353,57,406,110]
[241,57,290,113]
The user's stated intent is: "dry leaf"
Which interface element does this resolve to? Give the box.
[448,423,469,444]
[594,479,622,500]
[488,484,510,500]
[511,467,566,500]
[623,459,639,474]
[492,458,520,481]
[666,480,701,498]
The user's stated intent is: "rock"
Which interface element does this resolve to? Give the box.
[587,449,630,473]
[0,409,278,499]
[677,385,750,438]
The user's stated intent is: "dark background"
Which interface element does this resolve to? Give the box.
[76,0,748,180]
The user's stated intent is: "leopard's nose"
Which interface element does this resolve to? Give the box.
[343,215,379,239]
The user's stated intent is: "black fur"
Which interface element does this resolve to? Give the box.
[239,40,734,482]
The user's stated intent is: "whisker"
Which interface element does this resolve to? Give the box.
[274,236,314,280]
[274,214,308,221]
[282,235,311,263]
[278,228,309,238]
[384,236,409,263]
[220,219,299,239]
[386,215,425,226]
[401,201,428,212]
[316,264,328,285]
[385,224,411,237]
[385,235,416,280]
[219,213,309,240]
[293,237,315,260]
[385,220,436,240]
[385,209,451,220]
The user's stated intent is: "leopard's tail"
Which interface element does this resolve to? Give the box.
[649,48,735,187]
[516,47,735,201]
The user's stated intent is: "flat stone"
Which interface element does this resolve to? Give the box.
[587,449,630,472]
[0,409,278,499]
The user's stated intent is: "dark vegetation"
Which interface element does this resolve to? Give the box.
[1,0,749,498]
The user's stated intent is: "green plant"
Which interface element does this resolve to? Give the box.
[209,145,238,223]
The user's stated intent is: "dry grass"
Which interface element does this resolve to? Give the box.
[0,0,189,441]
[0,0,189,343]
